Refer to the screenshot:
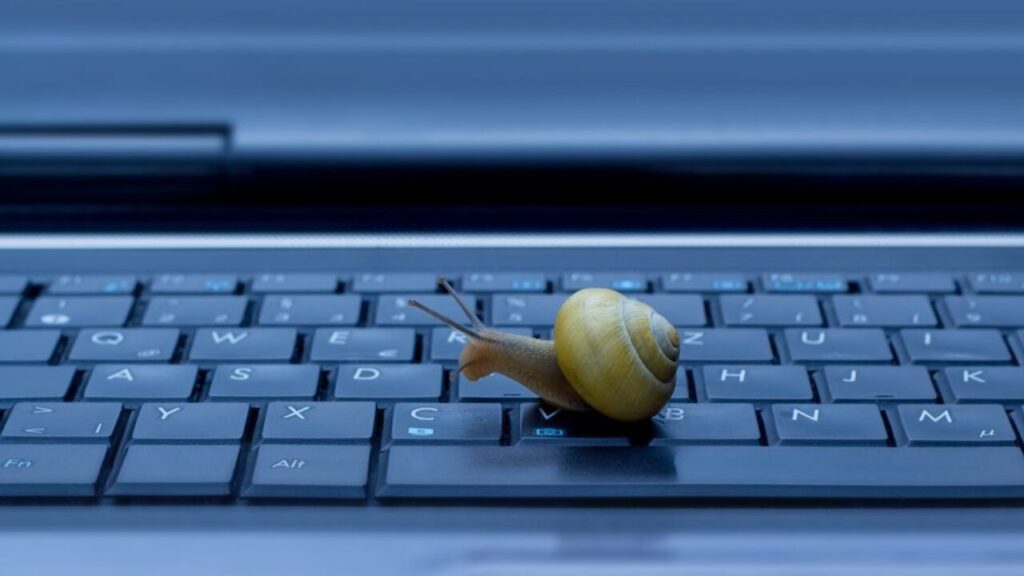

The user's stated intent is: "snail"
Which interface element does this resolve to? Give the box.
[408,280,679,422]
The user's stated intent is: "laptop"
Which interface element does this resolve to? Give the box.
[2,0,1024,574]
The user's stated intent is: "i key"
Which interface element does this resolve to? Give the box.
[901,330,1012,364]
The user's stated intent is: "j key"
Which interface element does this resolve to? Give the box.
[0,444,108,497]
[942,367,1024,403]
[352,273,438,293]
[772,404,888,446]
[26,296,133,328]
[945,296,1024,327]
[69,328,179,362]
[897,405,1015,446]
[150,274,238,294]
[662,273,747,293]
[869,273,956,294]
[0,296,18,327]
[132,402,249,442]
[702,365,813,402]
[455,373,538,402]
[0,330,59,363]
[492,294,565,327]
[561,272,646,292]
[334,364,442,401]
[901,330,1011,364]
[143,296,247,326]
[647,403,761,445]
[258,295,361,326]
[0,366,74,401]
[243,444,371,499]
[1,402,121,441]
[462,273,547,293]
[391,403,502,444]
[0,275,28,295]
[376,294,479,327]
[309,329,416,362]
[783,329,892,363]
[633,295,706,326]
[968,273,1024,294]
[517,403,629,446]
[208,365,319,400]
[430,327,532,361]
[720,295,822,327]
[261,401,376,442]
[676,329,774,363]
[832,295,938,327]
[251,273,337,293]
[49,275,137,295]
[84,365,197,400]
[762,273,848,293]
[189,328,297,362]
[107,444,240,497]
[822,366,937,402]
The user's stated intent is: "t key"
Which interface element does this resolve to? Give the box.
[2,402,121,441]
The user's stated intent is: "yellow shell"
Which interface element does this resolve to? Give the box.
[553,288,679,421]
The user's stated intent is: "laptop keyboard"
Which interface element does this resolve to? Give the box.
[2,270,1024,501]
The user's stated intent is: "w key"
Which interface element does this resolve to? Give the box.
[189,329,297,362]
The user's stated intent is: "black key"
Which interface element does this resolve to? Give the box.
[252,273,337,293]
[647,403,761,445]
[151,274,239,294]
[1,402,120,441]
[208,365,319,400]
[143,296,247,326]
[702,365,812,402]
[376,294,479,326]
[897,405,1015,446]
[720,295,822,326]
[517,403,629,446]
[832,295,937,327]
[0,296,18,327]
[334,364,442,401]
[762,273,847,293]
[771,404,888,446]
[462,273,546,293]
[968,273,1024,294]
[69,329,179,362]
[0,444,108,497]
[783,329,892,363]
[107,444,240,497]
[822,366,937,402]
[901,330,1011,364]
[258,295,361,326]
[491,294,565,327]
[430,327,532,361]
[945,296,1024,327]
[0,330,59,363]
[390,403,502,444]
[662,273,747,293]
[633,295,706,326]
[455,373,538,402]
[0,366,74,401]
[561,272,646,292]
[352,273,437,293]
[677,329,774,363]
[243,444,370,499]
[261,401,375,442]
[868,273,956,294]
[309,329,416,362]
[84,364,197,400]
[26,296,133,327]
[189,328,297,362]
[379,445,1024,499]
[131,402,249,442]
[942,367,1024,403]
[0,275,28,295]
[49,275,136,295]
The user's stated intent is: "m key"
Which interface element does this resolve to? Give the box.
[897,405,1016,446]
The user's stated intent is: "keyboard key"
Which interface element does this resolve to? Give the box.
[143,296,247,326]
[261,401,375,442]
[702,365,813,402]
[945,296,1024,327]
[108,444,240,497]
[1,402,121,441]
[969,273,1024,294]
[517,403,629,446]
[662,273,747,293]
[771,404,888,446]
[455,373,538,402]
[49,275,136,295]
[647,403,761,445]
[151,274,239,294]
[0,275,28,295]
[84,364,197,400]
[0,296,18,327]
[676,329,774,363]
[720,295,822,326]
[763,273,847,293]
[633,295,706,326]
[251,273,337,293]
[561,272,646,292]
[334,364,442,401]
[258,295,361,326]
[462,273,546,293]
[901,330,1012,364]
[132,402,249,442]
[868,273,956,294]
[69,329,179,362]
[822,366,937,402]
[783,329,892,363]
[208,365,319,400]
[897,405,1015,446]
[390,403,502,444]
[376,294,479,326]
[189,328,297,362]
[942,367,1024,403]
[0,444,108,497]
[243,444,370,499]
[0,330,59,363]
[352,273,437,293]
[832,295,938,327]
[309,329,416,362]
[491,294,565,327]
[26,296,133,327]
[0,366,74,401]
[430,327,531,361]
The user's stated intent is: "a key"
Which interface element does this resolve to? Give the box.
[676,329,774,363]
[771,404,888,445]
[461,273,546,293]
[430,327,531,361]
[243,444,371,499]
[561,272,647,292]
[0,366,74,402]
[208,365,319,400]
[189,328,297,362]
[309,329,416,362]
[251,273,337,293]
[261,401,376,442]
[376,294,479,326]
[783,329,892,363]
[833,295,938,327]
[517,403,629,446]
[901,330,1012,364]
[454,373,538,402]
[633,295,706,326]
[143,296,247,326]
[821,366,937,402]
[0,444,108,497]
[258,295,361,326]
[662,273,747,293]
[0,275,28,295]
[702,365,813,402]
[897,404,1015,446]
[0,296,18,327]
[0,330,59,363]
[132,402,249,442]
[720,295,822,326]
[942,367,1024,403]
[84,365,197,400]
[762,273,847,293]
[968,273,1024,294]
[334,364,442,401]
[1,402,121,441]
[49,275,137,295]
[390,403,502,444]
[69,329,179,362]
[26,296,133,327]
[107,444,240,497]
[351,273,438,293]
[868,273,956,294]
[945,296,1024,327]
[647,403,761,445]
[150,274,239,294]
[491,294,565,327]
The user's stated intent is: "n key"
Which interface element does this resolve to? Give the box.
[772,404,888,446]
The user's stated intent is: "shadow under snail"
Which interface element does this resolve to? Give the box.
[408,280,679,422]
